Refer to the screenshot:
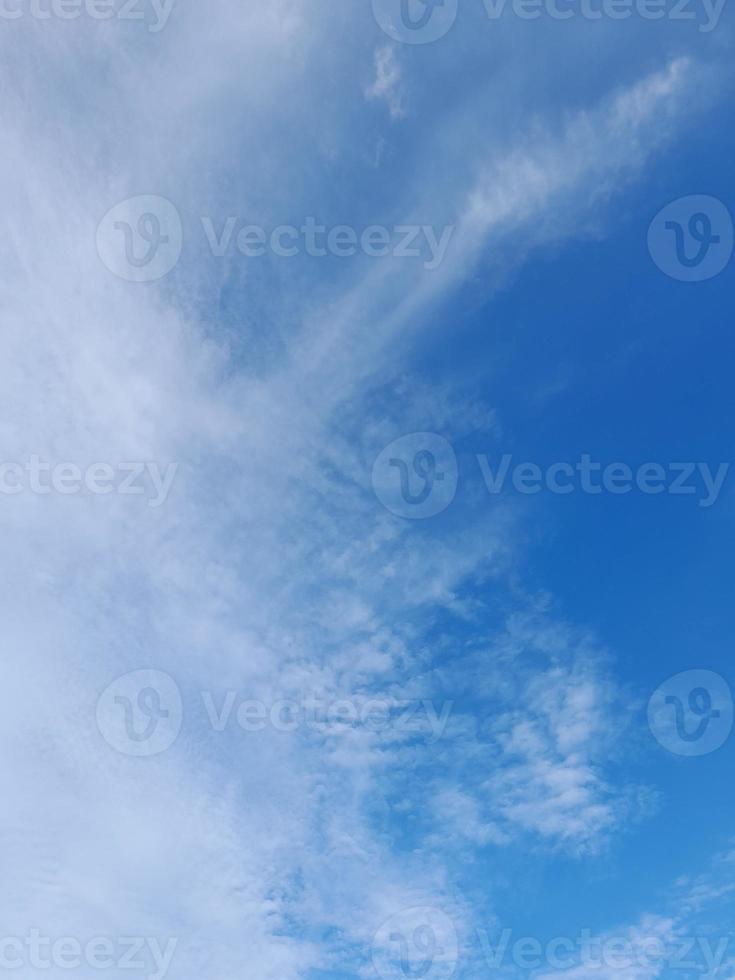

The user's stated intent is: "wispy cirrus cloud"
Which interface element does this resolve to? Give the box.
[0,3,730,977]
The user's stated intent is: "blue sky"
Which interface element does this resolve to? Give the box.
[1,2,734,980]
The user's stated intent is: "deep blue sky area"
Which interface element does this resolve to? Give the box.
[418,103,734,689]
[400,97,735,953]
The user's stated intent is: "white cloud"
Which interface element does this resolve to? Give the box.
[0,6,727,977]
[365,45,406,119]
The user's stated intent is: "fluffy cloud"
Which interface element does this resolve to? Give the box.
[0,4,728,978]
